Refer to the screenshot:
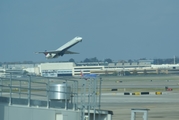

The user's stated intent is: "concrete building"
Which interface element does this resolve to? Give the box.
[73,66,105,76]
[39,62,75,77]
[38,62,105,77]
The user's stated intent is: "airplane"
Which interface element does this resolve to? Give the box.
[36,36,82,59]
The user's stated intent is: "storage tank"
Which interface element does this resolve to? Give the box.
[49,83,71,101]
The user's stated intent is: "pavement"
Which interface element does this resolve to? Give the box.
[99,75,179,120]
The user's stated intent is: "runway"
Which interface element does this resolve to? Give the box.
[101,93,179,103]
[101,102,179,120]
[98,76,179,120]
[100,93,179,120]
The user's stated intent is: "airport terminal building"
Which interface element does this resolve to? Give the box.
[39,62,105,77]
[1,61,179,77]
[40,62,75,77]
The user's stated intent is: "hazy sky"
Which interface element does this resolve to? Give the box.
[1,1,179,62]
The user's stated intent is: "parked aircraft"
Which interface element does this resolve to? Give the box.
[36,36,82,59]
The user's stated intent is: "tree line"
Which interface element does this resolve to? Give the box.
[0,57,178,65]
[69,57,179,64]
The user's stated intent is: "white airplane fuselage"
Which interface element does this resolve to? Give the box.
[37,37,82,59]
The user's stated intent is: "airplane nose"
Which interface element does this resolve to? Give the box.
[77,37,82,41]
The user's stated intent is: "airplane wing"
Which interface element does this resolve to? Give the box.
[35,50,60,54]
[36,50,79,54]
[64,50,79,54]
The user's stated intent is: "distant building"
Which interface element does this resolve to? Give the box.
[2,61,179,77]
[40,62,75,77]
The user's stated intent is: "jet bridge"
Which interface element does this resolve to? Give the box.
[0,75,113,120]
